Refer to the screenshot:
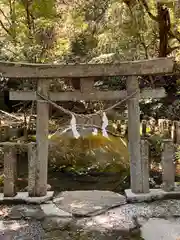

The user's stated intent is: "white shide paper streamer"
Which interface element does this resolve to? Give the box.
[102,112,109,138]
[70,114,80,139]
[92,128,98,136]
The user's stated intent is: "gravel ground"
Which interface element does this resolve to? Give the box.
[0,197,179,239]
[0,220,44,240]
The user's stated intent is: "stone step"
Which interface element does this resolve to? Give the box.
[53,190,126,217]
[40,203,72,218]
[0,191,54,204]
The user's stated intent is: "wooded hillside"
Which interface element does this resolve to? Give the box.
[0,0,180,118]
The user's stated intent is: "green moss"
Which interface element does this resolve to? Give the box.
[48,129,129,174]
[28,127,130,175]
[0,175,4,186]
[148,134,163,163]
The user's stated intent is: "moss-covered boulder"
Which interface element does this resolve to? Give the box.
[48,126,129,174]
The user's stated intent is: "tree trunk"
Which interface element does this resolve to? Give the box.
[157,2,170,57]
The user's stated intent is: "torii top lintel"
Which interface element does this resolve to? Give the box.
[0,57,174,79]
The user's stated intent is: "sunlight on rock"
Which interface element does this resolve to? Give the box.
[141,218,180,240]
[0,207,11,218]
[94,215,114,227]
[0,221,28,231]
[93,206,102,210]
[85,215,114,229]
[70,202,88,209]
[49,126,129,174]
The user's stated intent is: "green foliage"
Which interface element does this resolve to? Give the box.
[0,174,3,186]
[149,134,163,163]
[31,0,56,18]
[0,0,179,63]
[176,145,180,161]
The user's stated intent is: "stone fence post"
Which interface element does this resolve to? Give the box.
[140,139,150,193]
[161,139,175,192]
[3,143,17,197]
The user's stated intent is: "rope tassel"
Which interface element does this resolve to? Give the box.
[102,112,109,138]
[92,128,98,136]
[70,114,80,139]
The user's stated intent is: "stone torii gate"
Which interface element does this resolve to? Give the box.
[0,57,174,198]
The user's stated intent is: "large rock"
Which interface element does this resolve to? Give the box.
[53,190,126,217]
[48,126,129,174]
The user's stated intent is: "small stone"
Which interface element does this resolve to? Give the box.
[20,206,45,220]
[6,205,44,220]
[42,217,72,231]
[43,229,68,239]
[7,206,23,219]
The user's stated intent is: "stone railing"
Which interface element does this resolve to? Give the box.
[0,138,177,199]
[0,142,38,198]
[140,138,176,193]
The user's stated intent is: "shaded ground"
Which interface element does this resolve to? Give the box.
[0,191,179,239]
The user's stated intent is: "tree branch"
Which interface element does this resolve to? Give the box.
[167,45,180,54]
[0,19,11,36]
[169,29,180,43]
[140,0,158,21]
[140,0,180,46]
[0,8,11,25]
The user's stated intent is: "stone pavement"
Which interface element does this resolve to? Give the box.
[141,218,180,240]
[0,190,179,239]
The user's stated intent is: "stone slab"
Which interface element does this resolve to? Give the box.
[141,218,180,240]
[125,189,165,203]
[0,192,54,204]
[125,189,180,203]
[73,199,180,236]
[53,190,126,217]
[164,191,180,199]
[0,199,179,239]
[41,203,72,218]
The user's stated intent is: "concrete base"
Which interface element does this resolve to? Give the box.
[0,191,54,204]
[125,189,180,203]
